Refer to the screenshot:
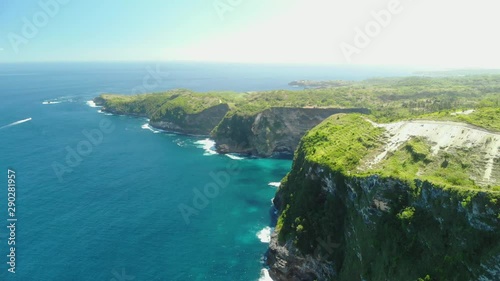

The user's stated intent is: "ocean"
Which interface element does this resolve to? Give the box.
[0,62,414,281]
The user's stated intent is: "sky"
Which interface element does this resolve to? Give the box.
[0,0,499,68]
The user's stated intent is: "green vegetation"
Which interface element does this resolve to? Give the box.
[275,114,500,280]
[99,74,500,194]
[98,76,499,189]
[98,89,242,120]
[98,75,500,280]
[291,114,499,192]
[299,114,385,173]
[416,107,500,131]
[397,207,416,220]
[373,138,485,191]
[98,75,500,131]
[416,275,432,281]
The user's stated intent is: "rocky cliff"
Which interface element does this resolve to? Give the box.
[150,103,230,135]
[267,114,500,281]
[94,93,230,135]
[212,107,370,157]
[95,94,370,155]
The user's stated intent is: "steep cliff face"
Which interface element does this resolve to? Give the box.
[96,93,370,145]
[150,103,230,135]
[267,114,500,281]
[94,95,230,136]
[212,107,370,157]
[94,96,149,118]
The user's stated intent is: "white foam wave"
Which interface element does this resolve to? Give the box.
[258,269,274,281]
[271,198,277,210]
[194,138,217,156]
[86,100,101,108]
[141,123,163,134]
[42,96,78,105]
[176,140,187,147]
[257,226,272,243]
[97,110,113,116]
[268,182,281,188]
[226,153,245,160]
[0,118,32,130]
[42,101,62,105]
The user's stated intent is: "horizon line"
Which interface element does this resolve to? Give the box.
[1,60,500,71]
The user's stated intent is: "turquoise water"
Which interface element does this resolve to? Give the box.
[0,62,413,280]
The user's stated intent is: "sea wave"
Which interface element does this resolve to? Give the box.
[268,182,281,188]
[175,139,187,147]
[194,138,217,156]
[257,226,272,243]
[141,123,163,134]
[42,96,78,105]
[97,110,113,116]
[226,153,245,160]
[86,100,101,108]
[258,269,274,281]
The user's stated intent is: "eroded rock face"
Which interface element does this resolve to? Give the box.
[212,107,370,157]
[267,230,337,281]
[366,120,500,187]
[267,116,500,280]
[267,163,500,281]
[150,103,230,135]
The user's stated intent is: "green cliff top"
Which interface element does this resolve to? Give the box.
[97,75,500,192]
[300,114,500,193]
[275,113,500,281]
[99,89,242,117]
[97,75,500,131]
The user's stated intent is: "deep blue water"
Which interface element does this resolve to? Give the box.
[0,62,414,281]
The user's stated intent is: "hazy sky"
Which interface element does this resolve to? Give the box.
[0,0,499,67]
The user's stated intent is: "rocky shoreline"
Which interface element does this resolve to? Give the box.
[94,96,370,157]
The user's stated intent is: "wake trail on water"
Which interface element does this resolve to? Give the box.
[0,118,32,130]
